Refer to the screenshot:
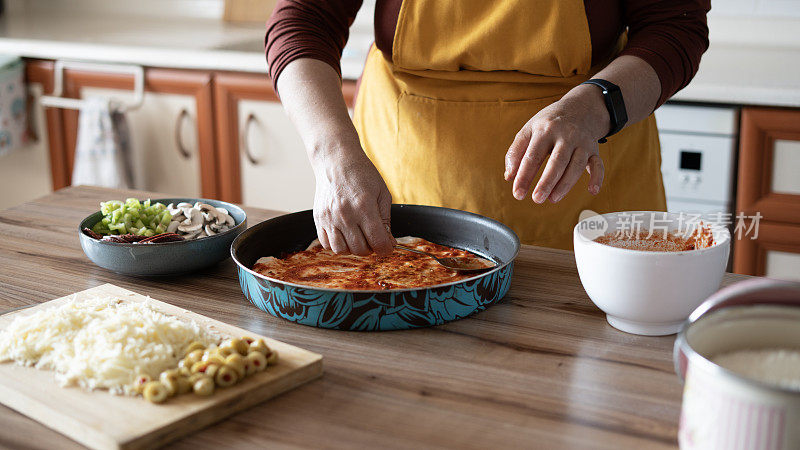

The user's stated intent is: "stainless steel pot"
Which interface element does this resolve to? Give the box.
[674,278,800,450]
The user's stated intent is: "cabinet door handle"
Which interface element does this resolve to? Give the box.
[241,113,262,166]
[174,108,192,160]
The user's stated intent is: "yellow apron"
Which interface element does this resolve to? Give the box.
[352,0,666,249]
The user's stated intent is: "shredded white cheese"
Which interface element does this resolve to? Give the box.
[0,296,219,395]
[713,348,800,391]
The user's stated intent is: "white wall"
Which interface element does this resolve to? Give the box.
[709,0,800,47]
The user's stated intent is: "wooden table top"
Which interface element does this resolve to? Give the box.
[0,186,749,449]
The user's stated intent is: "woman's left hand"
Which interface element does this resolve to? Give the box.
[504,85,610,204]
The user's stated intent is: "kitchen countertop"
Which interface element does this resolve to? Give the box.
[0,186,751,449]
[1,9,799,107]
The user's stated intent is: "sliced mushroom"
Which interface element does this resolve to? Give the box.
[177,202,192,208]
[183,230,200,240]
[216,208,229,216]
[204,224,216,236]
[166,221,180,233]
[203,210,220,223]
[224,214,235,227]
[178,212,203,233]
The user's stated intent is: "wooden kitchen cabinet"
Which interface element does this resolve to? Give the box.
[24,60,68,191]
[34,64,219,198]
[23,58,360,210]
[213,71,356,211]
[734,107,800,280]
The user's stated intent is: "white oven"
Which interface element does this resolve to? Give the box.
[655,103,739,218]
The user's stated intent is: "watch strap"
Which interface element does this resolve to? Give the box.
[580,79,628,143]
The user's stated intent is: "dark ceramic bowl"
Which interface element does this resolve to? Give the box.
[232,205,520,331]
[79,198,247,276]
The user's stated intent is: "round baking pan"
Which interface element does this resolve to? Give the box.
[232,204,520,331]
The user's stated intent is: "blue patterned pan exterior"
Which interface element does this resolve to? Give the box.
[237,263,514,330]
[232,205,519,331]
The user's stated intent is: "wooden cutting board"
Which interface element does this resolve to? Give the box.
[0,284,322,450]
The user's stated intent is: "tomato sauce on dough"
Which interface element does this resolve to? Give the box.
[253,237,494,290]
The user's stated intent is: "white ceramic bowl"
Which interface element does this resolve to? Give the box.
[573,211,731,336]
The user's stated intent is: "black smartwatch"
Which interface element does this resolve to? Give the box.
[580,79,627,143]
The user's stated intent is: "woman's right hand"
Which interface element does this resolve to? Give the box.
[312,148,395,256]
[275,58,393,255]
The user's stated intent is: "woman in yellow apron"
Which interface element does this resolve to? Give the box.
[266,0,709,254]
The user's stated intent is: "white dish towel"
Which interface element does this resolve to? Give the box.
[71,97,133,189]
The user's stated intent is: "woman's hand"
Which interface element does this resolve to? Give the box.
[504,84,610,204]
[275,59,395,256]
[312,145,395,256]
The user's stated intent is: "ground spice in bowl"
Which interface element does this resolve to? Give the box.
[594,224,715,252]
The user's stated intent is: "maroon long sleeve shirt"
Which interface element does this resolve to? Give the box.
[266,0,710,107]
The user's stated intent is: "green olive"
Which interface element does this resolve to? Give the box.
[159,370,180,396]
[243,358,255,377]
[225,354,246,378]
[191,361,209,374]
[143,381,169,403]
[205,363,220,379]
[184,349,204,367]
[178,366,192,378]
[266,349,278,365]
[229,338,250,356]
[176,376,193,395]
[218,345,236,358]
[160,369,180,382]
[193,377,215,396]
[185,341,205,354]
[249,338,270,356]
[132,374,152,394]
[161,377,178,396]
[246,351,267,373]
[215,366,238,387]
[203,354,226,366]
[188,373,207,385]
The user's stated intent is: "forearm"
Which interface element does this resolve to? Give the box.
[559,55,661,141]
[276,58,394,255]
[276,58,364,173]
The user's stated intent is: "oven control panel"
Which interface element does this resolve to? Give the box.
[659,133,737,204]
[655,104,739,215]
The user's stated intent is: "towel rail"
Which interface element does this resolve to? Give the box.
[39,61,145,112]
